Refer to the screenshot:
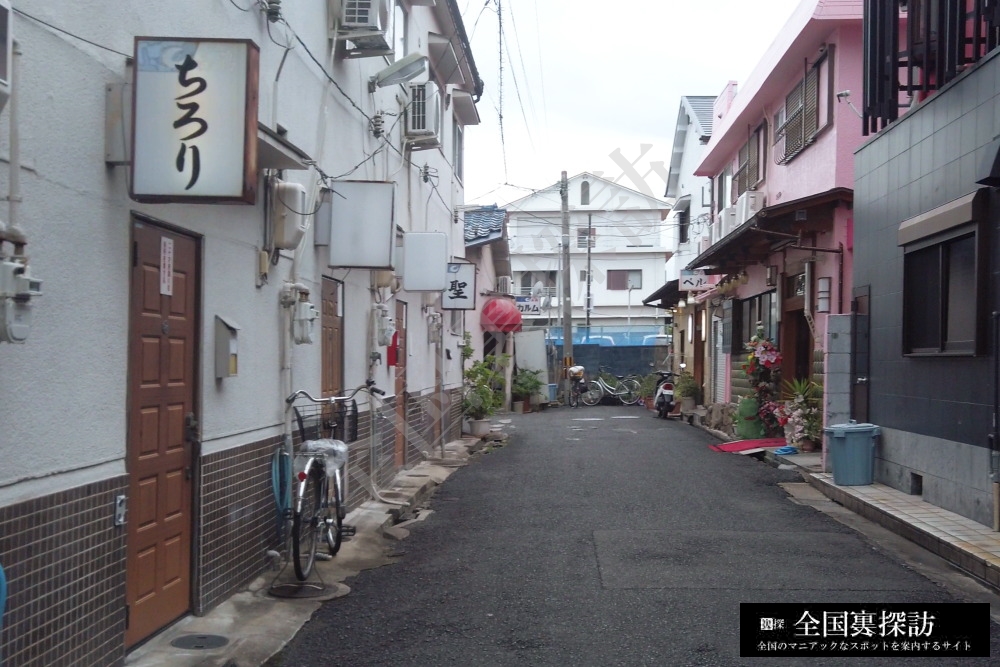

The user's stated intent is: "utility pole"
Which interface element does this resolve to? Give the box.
[560,171,573,403]
[585,213,592,330]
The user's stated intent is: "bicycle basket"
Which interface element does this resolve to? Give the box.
[568,365,585,379]
[292,399,358,445]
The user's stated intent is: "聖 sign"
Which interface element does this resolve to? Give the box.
[442,263,475,310]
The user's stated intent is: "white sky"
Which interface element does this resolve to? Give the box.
[460,0,803,206]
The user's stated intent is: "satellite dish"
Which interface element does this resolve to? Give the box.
[531,281,545,298]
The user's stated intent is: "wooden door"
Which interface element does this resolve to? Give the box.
[394,301,407,466]
[321,278,343,398]
[126,221,198,647]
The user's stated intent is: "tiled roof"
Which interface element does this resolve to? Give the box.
[464,205,506,246]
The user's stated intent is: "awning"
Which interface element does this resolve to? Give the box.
[481,297,522,332]
[685,187,852,274]
[642,279,680,309]
[258,123,312,170]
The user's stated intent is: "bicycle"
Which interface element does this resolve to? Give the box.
[580,367,642,406]
[281,380,385,581]
[567,365,587,408]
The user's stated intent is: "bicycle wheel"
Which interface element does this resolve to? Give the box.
[580,381,602,406]
[323,470,344,556]
[292,469,322,580]
[617,378,642,405]
[568,382,580,408]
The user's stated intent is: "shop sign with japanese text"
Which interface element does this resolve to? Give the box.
[131,38,259,203]
[442,263,475,310]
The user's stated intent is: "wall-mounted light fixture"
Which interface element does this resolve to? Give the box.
[766,265,778,287]
[816,276,832,313]
[687,313,694,344]
[368,53,428,92]
[677,298,687,309]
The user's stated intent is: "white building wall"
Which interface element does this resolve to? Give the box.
[0,1,475,502]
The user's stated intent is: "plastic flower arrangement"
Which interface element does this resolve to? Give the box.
[775,379,823,446]
[742,323,782,385]
[740,323,784,438]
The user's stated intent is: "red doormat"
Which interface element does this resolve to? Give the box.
[709,438,786,452]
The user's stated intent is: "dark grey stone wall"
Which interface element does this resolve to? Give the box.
[854,48,1000,448]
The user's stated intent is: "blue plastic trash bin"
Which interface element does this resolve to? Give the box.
[548,384,558,402]
[825,420,880,485]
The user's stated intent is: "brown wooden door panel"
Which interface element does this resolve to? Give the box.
[126,221,198,647]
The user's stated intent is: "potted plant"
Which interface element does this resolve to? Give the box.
[674,371,702,411]
[638,373,659,410]
[775,377,823,451]
[462,354,506,436]
[511,368,544,413]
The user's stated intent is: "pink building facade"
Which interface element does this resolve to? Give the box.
[683,0,865,434]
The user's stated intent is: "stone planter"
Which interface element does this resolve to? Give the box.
[468,419,491,437]
[512,401,524,414]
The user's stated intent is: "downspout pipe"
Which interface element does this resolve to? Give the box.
[4,40,23,251]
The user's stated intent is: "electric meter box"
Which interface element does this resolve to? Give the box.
[272,180,308,250]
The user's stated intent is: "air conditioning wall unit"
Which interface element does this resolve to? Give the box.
[735,190,764,226]
[720,206,737,238]
[406,81,442,148]
[336,0,392,56]
[495,276,513,294]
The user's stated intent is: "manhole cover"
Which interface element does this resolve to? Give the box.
[170,634,229,650]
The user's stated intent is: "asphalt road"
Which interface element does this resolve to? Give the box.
[268,404,1000,666]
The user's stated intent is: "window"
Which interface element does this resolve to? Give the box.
[677,209,690,244]
[716,167,732,210]
[903,227,980,354]
[734,125,765,198]
[581,180,590,205]
[773,49,831,164]
[579,269,589,282]
[576,227,595,248]
[732,292,778,353]
[452,122,464,182]
[607,269,642,290]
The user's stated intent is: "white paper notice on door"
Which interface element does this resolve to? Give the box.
[160,237,174,296]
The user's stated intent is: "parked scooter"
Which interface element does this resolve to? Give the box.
[652,370,677,419]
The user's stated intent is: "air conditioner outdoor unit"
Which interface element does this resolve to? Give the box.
[720,207,737,237]
[735,190,763,226]
[496,276,513,294]
[337,0,391,55]
[406,82,442,148]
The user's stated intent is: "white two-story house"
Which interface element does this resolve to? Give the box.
[505,173,671,346]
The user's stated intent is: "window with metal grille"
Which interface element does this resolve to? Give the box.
[410,84,428,132]
[734,125,764,199]
[576,227,595,248]
[773,50,830,164]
